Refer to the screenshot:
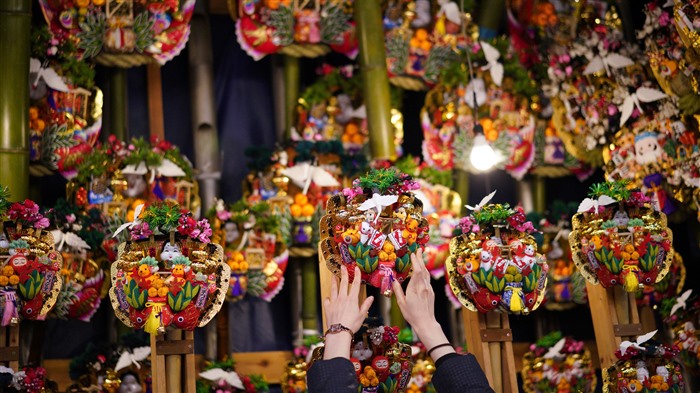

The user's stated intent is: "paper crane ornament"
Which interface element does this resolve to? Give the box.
[577,195,616,214]
[620,330,658,356]
[465,190,497,212]
[480,42,504,86]
[115,346,151,372]
[113,204,144,238]
[619,87,667,126]
[199,368,244,389]
[671,289,693,316]
[358,193,399,222]
[122,159,186,183]
[51,230,91,251]
[29,58,69,92]
[281,162,340,195]
[583,53,634,76]
[464,78,487,108]
[543,338,567,359]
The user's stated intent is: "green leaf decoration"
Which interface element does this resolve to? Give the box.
[269,6,295,46]
[424,46,458,83]
[40,122,77,170]
[320,3,350,43]
[77,12,106,58]
[348,244,358,259]
[395,253,411,273]
[379,376,397,393]
[168,290,193,313]
[133,12,156,52]
[587,180,631,201]
[640,245,658,272]
[386,34,409,75]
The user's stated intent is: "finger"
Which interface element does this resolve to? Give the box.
[330,272,339,301]
[359,296,374,315]
[350,266,362,298]
[340,265,349,296]
[392,280,406,306]
[410,251,427,276]
[324,297,331,309]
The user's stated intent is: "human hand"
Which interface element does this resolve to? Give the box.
[323,265,374,360]
[392,250,454,361]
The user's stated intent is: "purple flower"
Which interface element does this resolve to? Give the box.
[130,222,153,241]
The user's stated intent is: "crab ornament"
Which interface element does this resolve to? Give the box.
[312,321,413,393]
[446,192,548,315]
[0,198,63,325]
[521,332,596,393]
[109,203,229,335]
[569,181,674,293]
[602,331,684,393]
[319,169,429,296]
[210,199,289,303]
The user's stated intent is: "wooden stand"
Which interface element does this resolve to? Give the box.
[585,282,642,369]
[150,330,196,393]
[0,325,19,370]
[462,310,517,393]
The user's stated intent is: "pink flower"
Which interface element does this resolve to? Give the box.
[565,66,572,76]
[217,210,232,222]
[34,217,49,229]
[190,219,212,243]
[66,214,76,223]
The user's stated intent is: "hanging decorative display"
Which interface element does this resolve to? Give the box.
[0,188,63,325]
[109,201,230,335]
[529,120,594,181]
[38,0,196,67]
[673,0,700,112]
[534,201,588,310]
[311,321,413,393]
[661,289,700,374]
[569,181,674,293]
[382,0,461,91]
[319,168,429,296]
[235,0,357,60]
[46,199,110,321]
[28,26,102,178]
[210,199,288,303]
[197,358,270,393]
[69,136,200,218]
[423,38,538,179]
[520,331,596,393]
[445,191,549,314]
[602,330,684,393]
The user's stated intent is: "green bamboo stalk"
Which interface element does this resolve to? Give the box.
[284,56,300,139]
[0,0,31,199]
[455,170,469,216]
[109,68,128,140]
[301,256,318,331]
[355,0,395,160]
[533,176,546,214]
[477,0,505,39]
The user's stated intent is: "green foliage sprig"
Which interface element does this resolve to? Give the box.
[472,204,515,224]
[587,180,631,201]
[300,67,361,106]
[143,201,182,233]
[0,186,10,218]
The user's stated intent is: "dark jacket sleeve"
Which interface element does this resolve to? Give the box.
[307,357,358,393]
[431,354,495,393]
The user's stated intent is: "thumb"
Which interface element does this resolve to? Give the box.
[324,297,331,309]
[359,296,374,315]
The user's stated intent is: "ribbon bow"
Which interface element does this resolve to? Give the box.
[619,87,667,126]
[480,42,504,86]
[620,330,657,356]
[113,204,145,238]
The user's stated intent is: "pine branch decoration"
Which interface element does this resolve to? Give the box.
[247,270,267,297]
[77,12,107,58]
[320,3,350,44]
[269,6,295,46]
[386,34,409,75]
[0,186,10,218]
[424,46,457,83]
[41,123,77,170]
[133,12,156,53]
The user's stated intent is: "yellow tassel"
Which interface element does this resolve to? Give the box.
[508,286,524,313]
[144,302,164,335]
[623,267,639,293]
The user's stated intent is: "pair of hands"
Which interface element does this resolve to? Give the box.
[323,250,454,361]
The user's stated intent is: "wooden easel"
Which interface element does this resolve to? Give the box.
[585,282,642,369]
[150,330,196,393]
[0,325,19,371]
[462,310,517,393]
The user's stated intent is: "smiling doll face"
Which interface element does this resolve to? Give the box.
[161,242,182,262]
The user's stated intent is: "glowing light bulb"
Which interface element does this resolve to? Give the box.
[470,134,498,171]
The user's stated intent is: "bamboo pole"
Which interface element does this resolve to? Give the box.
[533,176,546,214]
[454,170,469,215]
[477,0,505,40]
[109,68,128,140]
[0,0,31,199]
[284,56,300,139]
[189,0,222,362]
[147,64,165,139]
[354,0,395,160]
[302,256,318,332]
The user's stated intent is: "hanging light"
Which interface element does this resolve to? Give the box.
[469,125,498,171]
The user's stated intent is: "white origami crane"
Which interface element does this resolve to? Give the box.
[544,338,566,359]
[480,42,504,86]
[281,162,340,195]
[620,330,657,356]
[358,193,399,222]
[199,368,244,389]
[583,53,633,76]
[113,204,144,238]
[671,289,693,316]
[577,195,616,214]
[115,346,151,372]
[29,58,69,92]
[466,190,496,212]
[437,0,461,25]
[122,159,186,183]
[51,229,91,251]
[464,78,487,108]
[619,87,667,126]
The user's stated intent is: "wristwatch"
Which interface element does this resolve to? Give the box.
[324,323,353,338]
